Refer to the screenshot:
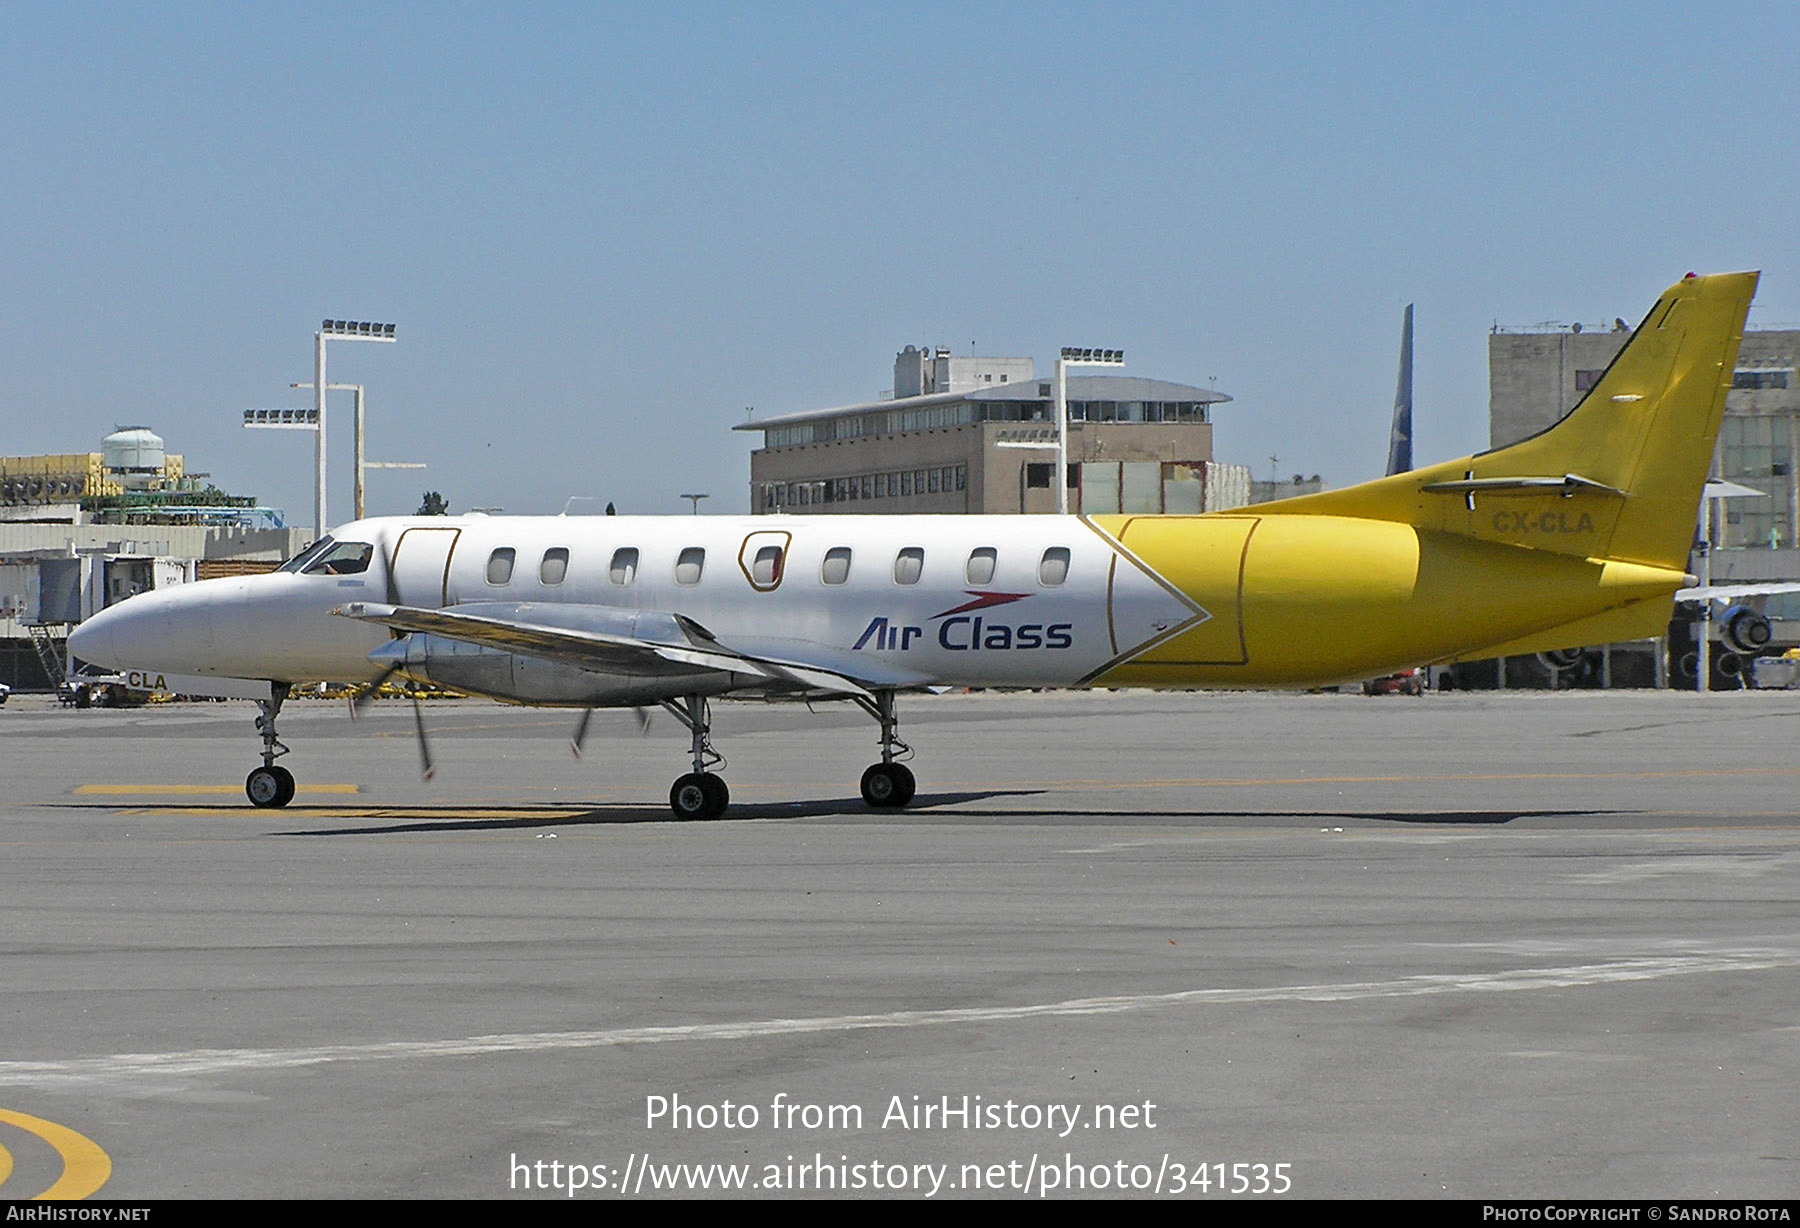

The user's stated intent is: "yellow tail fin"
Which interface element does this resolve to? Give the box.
[1263,271,1757,570]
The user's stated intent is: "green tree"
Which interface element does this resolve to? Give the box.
[418,491,449,516]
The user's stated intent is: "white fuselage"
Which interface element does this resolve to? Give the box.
[69,514,1202,700]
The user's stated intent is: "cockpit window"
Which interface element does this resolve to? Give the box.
[279,536,335,574]
[300,540,373,576]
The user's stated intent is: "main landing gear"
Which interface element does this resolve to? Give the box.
[854,689,914,808]
[245,683,296,809]
[654,688,918,820]
[663,694,729,821]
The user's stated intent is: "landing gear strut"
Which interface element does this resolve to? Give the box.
[855,689,915,808]
[245,683,296,808]
[663,693,729,820]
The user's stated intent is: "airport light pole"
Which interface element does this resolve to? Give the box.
[1054,348,1124,514]
[680,492,710,515]
[311,321,396,536]
[291,381,425,520]
[242,408,322,536]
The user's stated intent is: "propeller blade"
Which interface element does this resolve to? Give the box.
[634,706,652,735]
[412,691,435,782]
[350,663,404,720]
[570,707,595,758]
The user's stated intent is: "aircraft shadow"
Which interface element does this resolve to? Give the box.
[269,789,1038,835]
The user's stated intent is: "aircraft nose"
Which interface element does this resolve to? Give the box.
[67,586,217,672]
[66,610,113,668]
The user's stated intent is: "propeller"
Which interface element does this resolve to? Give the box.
[570,707,594,758]
[569,705,654,758]
[348,661,435,781]
[349,664,404,719]
[412,692,435,781]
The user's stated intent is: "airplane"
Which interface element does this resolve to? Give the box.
[69,271,1758,819]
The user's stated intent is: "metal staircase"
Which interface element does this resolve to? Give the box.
[23,622,74,703]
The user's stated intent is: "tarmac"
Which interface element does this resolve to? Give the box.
[1,686,1797,1200]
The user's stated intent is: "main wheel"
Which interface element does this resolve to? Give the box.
[247,765,295,809]
[860,762,915,808]
[670,772,729,820]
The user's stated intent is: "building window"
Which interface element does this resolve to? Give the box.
[609,547,638,585]
[821,546,852,585]
[675,547,706,586]
[1025,463,1053,488]
[1574,369,1607,392]
[966,547,997,586]
[1039,547,1070,586]
[540,547,569,585]
[894,547,924,585]
[1734,368,1795,390]
[486,548,516,585]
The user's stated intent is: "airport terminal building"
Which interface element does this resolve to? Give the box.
[735,346,1249,516]
[0,428,307,692]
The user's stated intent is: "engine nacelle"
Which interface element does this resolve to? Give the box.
[376,632,738,707]
[1720,605,1772,655]
[1537,647,1584,671]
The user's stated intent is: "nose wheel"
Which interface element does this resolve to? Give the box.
[246,683,296,808]
[247,765,296,809]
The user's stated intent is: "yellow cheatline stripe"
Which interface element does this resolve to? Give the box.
[74,783,361,796]
[0,1108,110,1200]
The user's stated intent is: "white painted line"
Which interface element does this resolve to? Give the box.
[2,950,1791,1090]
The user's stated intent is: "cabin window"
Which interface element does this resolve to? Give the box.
[894,546,924,585]
[1039,547,1070,587]
[821,546,852,585]
[540,547,569,586]
[485,547,516,585]
[965,547,997,586]
[675,547,705,586]
[609,547,638,585]
[301,540,373,576]
[750,544,783,587]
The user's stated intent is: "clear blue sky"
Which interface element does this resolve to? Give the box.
[4,3,1796,522]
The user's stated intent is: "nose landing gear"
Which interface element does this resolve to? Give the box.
[245,683,296,808]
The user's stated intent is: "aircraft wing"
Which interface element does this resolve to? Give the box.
[333,601,929,698]
[1675,582,1800,604]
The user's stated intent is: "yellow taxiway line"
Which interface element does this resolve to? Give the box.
[0,1108,111,1200]
[74,783,361,796]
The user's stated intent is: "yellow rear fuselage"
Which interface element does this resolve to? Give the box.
[1092,514,1686,688]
